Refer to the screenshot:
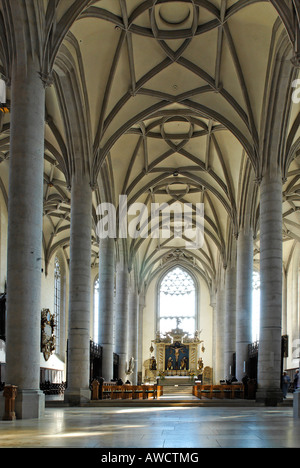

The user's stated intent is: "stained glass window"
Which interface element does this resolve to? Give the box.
[159,267,196,336]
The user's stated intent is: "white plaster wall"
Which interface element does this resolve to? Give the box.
[285,246,300,371]
[0,191,7,292]
[40,250,69,378]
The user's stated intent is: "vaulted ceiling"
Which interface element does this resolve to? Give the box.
[0,0,299,296]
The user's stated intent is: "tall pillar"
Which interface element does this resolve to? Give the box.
[98,237,115,381]
[224,248,237,379]
[138,293,146,384]
[64,174,92,405]
[282,268,287,337]
[211,295,217,383]
[235,229,253,381]
[256,169,283,405]
[5,57,46,419]
[214,280,225,383]
[115,249,129,381]
[128,287,139,385]
[216,280,225,384]
[291,254,299,345]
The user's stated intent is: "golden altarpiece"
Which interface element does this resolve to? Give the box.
[145,327,208,381]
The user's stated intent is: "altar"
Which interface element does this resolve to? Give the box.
[148,327,205,378]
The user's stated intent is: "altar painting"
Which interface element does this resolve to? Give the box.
[165,342,189,370]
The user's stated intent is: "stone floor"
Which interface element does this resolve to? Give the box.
[0,393,299,449]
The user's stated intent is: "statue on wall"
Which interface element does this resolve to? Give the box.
[180,356,188,370]
[150,356,157,370]
[41,308,55,361]
[198,357,204,373]
[126,357,135,375]
[167,356,173,370]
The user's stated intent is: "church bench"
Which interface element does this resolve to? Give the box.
[111,385,124,399]
[143,385,156,399]
[101,384,117,399]
[199,385,212,399]
[231,383,244,398]
[221,385,233,398]
[133,386,144,399]
[193,384,245,399]
[100,384,161,400]
[123,385,134,399]
[212,384,223,398]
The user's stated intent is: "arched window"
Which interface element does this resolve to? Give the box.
[54,257,61,354]
[158,266,196,336]
[93,276,99,343]
[252,270,260,341]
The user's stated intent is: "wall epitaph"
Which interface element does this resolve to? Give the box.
[41,308,55,361]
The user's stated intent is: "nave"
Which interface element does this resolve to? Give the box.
[0,0,299,424]
[0,397,297,449]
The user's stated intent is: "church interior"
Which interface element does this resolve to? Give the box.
[0,0,300,449]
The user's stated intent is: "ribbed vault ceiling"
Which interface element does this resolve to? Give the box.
[0,0,299,296]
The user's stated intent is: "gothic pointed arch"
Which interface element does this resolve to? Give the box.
[156,263,199,336]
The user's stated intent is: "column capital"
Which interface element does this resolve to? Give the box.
[254,177,262,186]
[291,53,300,69]
[39,72,54,88]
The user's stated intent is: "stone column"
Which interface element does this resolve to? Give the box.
[138,294,146,384]
[211,295,217,383]
[224,250,237,379]
[256,170,283,405]
[98,237,115,381]
[282,268,287,337]
[64,174,92,405]
[128,287,139,385]
[235,229,253,381]
[5,57,46,419]
[291,254,299,346]
[214,282,225,383]
[115,252,129,382]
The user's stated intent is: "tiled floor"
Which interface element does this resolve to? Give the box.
[0,394,299,448]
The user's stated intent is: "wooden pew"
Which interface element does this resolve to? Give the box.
[123,385,134,399]
[156,385,163,398]
[199,385,212,399]
[221,385,233,399]
[193,384,245,400]
[143,385,156,399]
[133,386,144,400]
[231,383,244,399]
[100,384,162,400]
[212,384,223,398]
[111,385,124,399]
[101,384,116,399]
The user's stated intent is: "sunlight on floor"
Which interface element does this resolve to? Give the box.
[40,431,116,439]
[115,406,194,414]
